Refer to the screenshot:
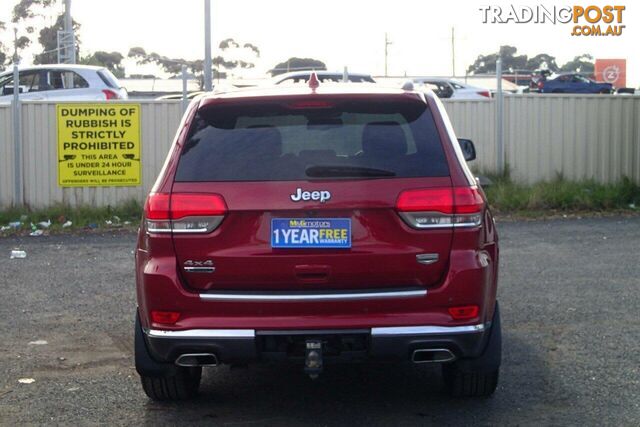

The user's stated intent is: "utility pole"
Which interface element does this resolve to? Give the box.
[57,0,75,73]
[384,33,392,77]
[496,56,504,175]
[64,0,75,63]
[12,28,23,206]
[451,27,455,77]
[13,28,19,62]
[203,0,213,91]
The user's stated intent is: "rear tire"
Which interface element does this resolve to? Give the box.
[135,311,202,401]
[442,303,502,398]
[442,366,499,398]
[140,367,202,401]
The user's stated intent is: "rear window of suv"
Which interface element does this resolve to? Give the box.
[175,98,449,182]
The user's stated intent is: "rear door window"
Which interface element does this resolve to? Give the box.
[48,70,89,89]
[175,99,449,182]
[18,71,42,92]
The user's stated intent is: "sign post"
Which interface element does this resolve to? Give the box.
[57,104,141,187]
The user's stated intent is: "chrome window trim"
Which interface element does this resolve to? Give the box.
[199,289,426,302]
[371,322,489,336]
[145,328,255,338]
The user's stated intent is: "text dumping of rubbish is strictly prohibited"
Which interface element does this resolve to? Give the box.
[57,104,141,187]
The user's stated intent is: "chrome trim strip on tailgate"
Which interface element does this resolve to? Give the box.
[146,329,255,338]
[371,323,488,336]
[199,289,427,302]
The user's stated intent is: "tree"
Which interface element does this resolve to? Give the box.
[33,14,81,64]
[128,46,189,76]
[526,54,559,73]
[128,38,260,87]
[128,47,210,87]
[467,45,528,75]
[12,0,61,63]
[80,51,125,77]
[10,0,84,65]
[0,21,7,70]
[559,54,594,75]
[213,38,260,78]
[269,57,327,76]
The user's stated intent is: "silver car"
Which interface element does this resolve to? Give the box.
[0,64,128,102]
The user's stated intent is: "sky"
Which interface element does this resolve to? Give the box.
[1,0,638,86]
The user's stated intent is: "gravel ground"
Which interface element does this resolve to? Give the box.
[0,217,639,426]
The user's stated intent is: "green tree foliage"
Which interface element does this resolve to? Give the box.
[33,14,81,64]
[0,21,7,70]
[269,57,327,76]
[213,38,260,77]
[12,0,55,22]
[467,45,594,75]
[80,51,125,77]
[128,38,259,87]
[467,45,527,74]
[526,54,559,73]
[559,54,595,74]
[12,0,59,62]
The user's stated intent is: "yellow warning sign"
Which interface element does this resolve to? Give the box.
[57,104,141,187]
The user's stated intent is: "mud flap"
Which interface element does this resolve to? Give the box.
[134,311,178,377]
[449,302,502,374]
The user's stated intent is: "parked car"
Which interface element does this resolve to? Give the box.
[411,78,491,99]
[529,69,552,92]
[0,64,128,102]
[272,70,376,84]
[539,73,613,94]
[135,74,501,401]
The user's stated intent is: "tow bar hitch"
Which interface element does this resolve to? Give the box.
[304,339,323,379]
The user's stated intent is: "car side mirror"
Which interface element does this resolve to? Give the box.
[458,138,476,161]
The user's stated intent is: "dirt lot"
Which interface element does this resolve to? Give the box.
[1,216,639,425]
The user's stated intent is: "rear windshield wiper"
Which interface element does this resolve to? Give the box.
[305,165,396,178]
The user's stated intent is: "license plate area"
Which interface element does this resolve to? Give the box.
[271,218,351,249]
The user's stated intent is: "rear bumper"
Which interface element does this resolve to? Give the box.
[143,322,490,365]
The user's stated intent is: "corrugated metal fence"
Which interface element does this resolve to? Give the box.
[1,100,183,208]
[1,95,639,208]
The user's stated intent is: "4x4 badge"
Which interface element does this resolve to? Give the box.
[290,188,331,203]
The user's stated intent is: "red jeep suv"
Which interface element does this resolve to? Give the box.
[134,76,501,400]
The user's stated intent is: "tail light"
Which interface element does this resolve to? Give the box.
[144,192,227,234]
[477,91,491,98]
[102,89,119,100]
[151,310,180,325]
[396,187,484,229]
[448,305,479,320]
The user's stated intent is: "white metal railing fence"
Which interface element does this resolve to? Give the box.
[1,95,639,208]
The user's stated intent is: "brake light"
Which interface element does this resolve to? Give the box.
[448,305,479,320]
[287,100,335,109]
[144,192,227,233]
[478,91,491,98]
[151,310,180,325]
[171,193,227,218]
[396,187,484,229]
[396,188,454,214]
[453,187,484,214]
[102,89,119,100]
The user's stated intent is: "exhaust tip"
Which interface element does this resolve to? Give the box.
[412,348,456,364]
[175,353,218,367]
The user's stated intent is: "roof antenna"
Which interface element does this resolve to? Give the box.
[308,71,320,90]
